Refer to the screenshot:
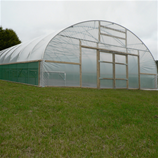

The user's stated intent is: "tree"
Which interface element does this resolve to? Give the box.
[0,26,21,51]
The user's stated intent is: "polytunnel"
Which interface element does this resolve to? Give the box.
[0,20,157,89]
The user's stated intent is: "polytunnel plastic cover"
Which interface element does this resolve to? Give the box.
[0,20,157,89]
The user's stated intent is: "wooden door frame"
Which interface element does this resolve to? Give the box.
[99,51,128,89]
[80,45,140,89]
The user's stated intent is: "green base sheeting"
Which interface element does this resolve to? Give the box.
[0,62,39,86]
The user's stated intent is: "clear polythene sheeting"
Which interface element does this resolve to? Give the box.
[42,62,80,87]
[44,35,80,63]
[140,74,157,89]
[82,48,97,88]
[128,55,139,88]
[139,51,157,74]
[0,20,157,89]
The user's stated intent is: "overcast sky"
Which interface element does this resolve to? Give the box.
[0,0,157,60]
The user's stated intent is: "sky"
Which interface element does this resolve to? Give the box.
[0,0,158,60]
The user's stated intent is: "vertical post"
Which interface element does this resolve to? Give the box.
[138,51,141,89]
[126,55,128,89]
[97,44,100,89]
[125,29,127,53]
[125,29,128,89]
[156,74,157,89]
[27,63,29,84]
[38,61,40,87]
[97,21,101,89]
[26,63,28,84]
[113,53,115,89]
[40,60,44,87]
[16,64,17,82]
[79,40,82,87]
[98,21,100,42]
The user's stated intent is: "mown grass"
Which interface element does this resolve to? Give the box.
[0,80,158,158]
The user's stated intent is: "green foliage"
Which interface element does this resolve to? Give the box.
[0,26,21,51]
[0,80,158,157]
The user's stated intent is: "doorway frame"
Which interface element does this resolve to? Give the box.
[99,51,128,89]
[80,44,140,89]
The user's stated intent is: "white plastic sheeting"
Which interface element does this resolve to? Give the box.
[0,20,157,89]
[0,32,58,63]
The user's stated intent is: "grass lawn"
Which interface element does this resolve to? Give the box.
[0,80,158,157]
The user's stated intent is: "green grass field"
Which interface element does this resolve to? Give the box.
[0,80,158,158]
